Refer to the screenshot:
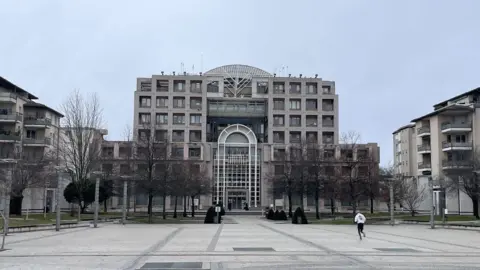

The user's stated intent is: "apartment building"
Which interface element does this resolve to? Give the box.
[393,87,480,214]
[131,64,380,210]
[0,76,64,212]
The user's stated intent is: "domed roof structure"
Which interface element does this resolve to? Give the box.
[204,64,272,78]
[204,64,272,97]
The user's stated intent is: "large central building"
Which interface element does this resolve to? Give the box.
[133,64,339,208]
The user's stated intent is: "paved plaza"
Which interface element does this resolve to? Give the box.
[1,216,480,269]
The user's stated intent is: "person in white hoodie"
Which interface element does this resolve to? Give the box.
[354,211,366,240]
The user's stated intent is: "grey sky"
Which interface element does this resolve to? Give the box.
[1,0,479,165]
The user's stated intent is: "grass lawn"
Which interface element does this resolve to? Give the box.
[128,215,205,224]
[399,215,478,222]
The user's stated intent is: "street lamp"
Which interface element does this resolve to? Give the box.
[53,166,64,232]
[91,171,102,228]
[120,175,130,225]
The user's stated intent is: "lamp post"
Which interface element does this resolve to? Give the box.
[429,176,435,229]
[121,176,128,225]
[91,171,102,228]
[389,176,394,226]
[54,166,63,232]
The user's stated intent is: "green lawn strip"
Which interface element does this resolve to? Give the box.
[399,215,478,222]
[129,216,205,224]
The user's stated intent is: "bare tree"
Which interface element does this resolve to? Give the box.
[401,177,427,216]
[58,90,104,219]
[443,148,480,219]
[338,131,369,215]
[379,164,406,212]
[185,162,210,217]
[269,149,296,217]
[134,123,171,222]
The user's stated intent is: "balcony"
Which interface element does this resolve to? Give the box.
[418,162,432,173]
[0,133,20,142]
[417,127,431,137]
[417,144,431,154]
[0,113,21,123]
[442,160,473,170]
[23,138,52,146]
[24,117,52,127]
[441,122,472,133]
[0,93,17,103]
[208,101,266,117]
[442,141,473,151]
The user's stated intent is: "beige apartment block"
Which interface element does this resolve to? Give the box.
[128,64,380,210]
[393,87,480,215]
[0,76,64,212]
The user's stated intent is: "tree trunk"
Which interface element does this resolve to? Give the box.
[352,200,357,217]
[77,203,81,221]
[288,192,293,217]
[370,197,374,214]
[147,193,153,223]
[103,199,108,213]
[162,195,167,219]
[411,209,416,217]
[314,189,319,220]
[472,196,479,219]
[173,196,178,218]
[183,196,187,217]
[330,198,335,216]
[191,196,195,217]
[9,195,24,216]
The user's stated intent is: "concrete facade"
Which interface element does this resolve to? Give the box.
[0,76,64,212]
[393,87,480,214]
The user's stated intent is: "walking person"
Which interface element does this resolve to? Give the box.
[354,211,366,240]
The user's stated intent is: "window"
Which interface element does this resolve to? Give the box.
[139,113,151,124]
[173,114,185,124]
[289,82,301,94]
[273,131,285,143]
[273,82,285,94]
[324,149,335,159]
[289,115,301,127]
[322,116,334,127]
[139,96,151,107]
[189,131,201,142]
[156,80,168,92]
[274,165,284,175]
[274,148,286,160]
[155,130,167,141]
[189,147,201,158]
[289,132,301,143]
[273,99,285,110]
[190,97,202,109]
[156,113,168,124]
[26,130,36,139]
[174,80,185,92]
[172,147,184,158]
[322,85,331,94]
[306,132,318,143]
[156,97,168,108]
[273,115,284,126]
[138,129,150,139]
[323,132,334,144]
[190,114,201,125]
[190,81,202,93]
[306,99,318,110]
[322,99,334,111]
[173,97,185,108]
[306,83,317,94]
[140,81,151,91]
[207,81,219,93]
[172,130,184,142]
[289,99,301,110]
[306,115,318,127]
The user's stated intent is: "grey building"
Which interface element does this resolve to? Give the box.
[133,64,340,209]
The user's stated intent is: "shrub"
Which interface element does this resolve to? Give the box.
[267,209,275,220]
[204,207,216,224]
[292,207,308,224]
[279,210,288,221]
[274,210,280,220]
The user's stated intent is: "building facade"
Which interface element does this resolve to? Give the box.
[393,87,480,214]
[0,76,64,212]
[130,64,380,210]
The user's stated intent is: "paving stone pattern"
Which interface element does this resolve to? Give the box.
[1,216,480,269]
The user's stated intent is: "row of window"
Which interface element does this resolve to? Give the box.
[139,96,202,109]
[138,113,202,125]
[273,98,334,111]
[273,131,335,144]
[273,115,334,127]
[139,80,334,95]
[137,129,202,143]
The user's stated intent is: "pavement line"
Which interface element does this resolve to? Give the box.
[207,223,224,252]
[120,227,183,270]
[258,223,377,270]
[367,230,480,250]
[307,226,445,252]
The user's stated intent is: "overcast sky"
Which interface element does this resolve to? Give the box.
[1,0,479,165]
